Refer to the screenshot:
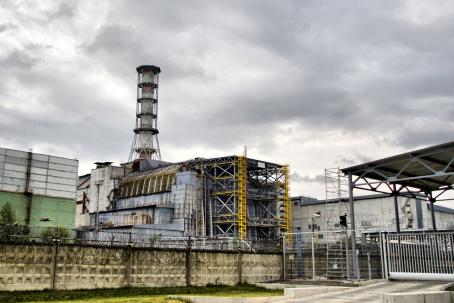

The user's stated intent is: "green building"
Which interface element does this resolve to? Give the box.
[0,147,78,235]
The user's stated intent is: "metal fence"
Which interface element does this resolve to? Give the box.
[0,226,280,252]
[381,231,454,281]
[283,230,382,281]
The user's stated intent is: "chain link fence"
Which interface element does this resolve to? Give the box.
[283,230,382,280]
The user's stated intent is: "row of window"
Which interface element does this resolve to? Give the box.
[119,173,176,197]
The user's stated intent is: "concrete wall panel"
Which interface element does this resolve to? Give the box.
[0,243,281,291]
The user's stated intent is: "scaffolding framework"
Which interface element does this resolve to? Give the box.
[236,156,247,240]
[193,156,291,241]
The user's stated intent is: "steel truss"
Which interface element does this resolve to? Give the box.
[341,141,454,279]
[192,156,291,241]
[350,152,454,208]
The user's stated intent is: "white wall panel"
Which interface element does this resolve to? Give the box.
[0,148,78,199]
[48,162,78,173]
[5,163,27,173]
[4,170,26,179]
[30,167,48,176]
[47,176,76,186]
[30,174,47,182]
[6,149,27,158]
[29,181,47,189]
[32,153,48,162]
[47,170,75,179]
[46,182,75,192]
[49,156,77,167]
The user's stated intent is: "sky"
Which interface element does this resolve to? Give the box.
[1,0,454,201]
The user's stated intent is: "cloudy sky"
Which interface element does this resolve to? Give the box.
[1,0,454,199]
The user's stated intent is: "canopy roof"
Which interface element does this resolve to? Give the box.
[341,141,454,192]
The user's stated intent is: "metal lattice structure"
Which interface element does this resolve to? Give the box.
[325,167,349,231]
[129,65,162,161]
[236,156,247,239]
[192,156,291,241]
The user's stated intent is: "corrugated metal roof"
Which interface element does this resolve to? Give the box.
[341,141,454,191]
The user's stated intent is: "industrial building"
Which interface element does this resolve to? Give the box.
[291,194,454,242]
[0,147,78,233]
[76,65,292,242]
[77,156,291,241]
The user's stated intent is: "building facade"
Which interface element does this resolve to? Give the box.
[76,156,292,242]
[0,147,78,233]
[292,194,454,242]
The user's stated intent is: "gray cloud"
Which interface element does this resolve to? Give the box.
[291,172,325,184]
[1,0,454,197]
[1,50,39,69]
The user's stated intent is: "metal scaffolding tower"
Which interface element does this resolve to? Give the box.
[129,65,162,161]
[325,167,349,230]
[193,156,291,241]
[236,156,247,240]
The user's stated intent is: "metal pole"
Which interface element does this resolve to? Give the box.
[282,235,286,280]
[429,193,437,231]
[345,227,350,279]
[312,232,316,279]
[348,172,359,279]
[393,185,400,233]
[96,183,100,232]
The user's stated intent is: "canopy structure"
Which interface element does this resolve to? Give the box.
[340,140,454,278]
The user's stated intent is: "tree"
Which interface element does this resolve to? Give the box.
[0,202,30,241]
[0,202,16,224]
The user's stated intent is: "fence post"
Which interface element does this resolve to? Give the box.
[124,244,132,286]
[282,235,286,280]
[311,234,316,279]
[49,238,60,290]
[345,228,350,280]
[367,252,372,280]
[186,236,192,287]
[237,241,243,285]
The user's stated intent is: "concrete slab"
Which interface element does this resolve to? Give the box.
[381,291,451,303]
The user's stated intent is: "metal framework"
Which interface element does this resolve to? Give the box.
[236,156,247,239]
[341,140,454,279]
[129,65,162,161]
[192,156,291,241]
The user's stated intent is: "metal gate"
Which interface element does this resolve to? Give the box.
[381,231,454,281]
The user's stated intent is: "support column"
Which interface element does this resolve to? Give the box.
[429,193,437,231]
[392,185,400,233]
[237,244,243,285]
[186,236,192,286]
[348,172,359,279]
[49,239,59,290]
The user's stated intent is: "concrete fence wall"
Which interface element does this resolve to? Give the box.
[0,243,282,291]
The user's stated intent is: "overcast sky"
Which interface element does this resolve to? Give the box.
[1,0,454,200]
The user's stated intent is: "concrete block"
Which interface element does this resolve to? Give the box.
[380,292,450,303]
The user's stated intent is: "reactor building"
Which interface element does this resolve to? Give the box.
[76,65,292,242]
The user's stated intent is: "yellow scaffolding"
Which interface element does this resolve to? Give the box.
[236,156,247,240]
[283,165,292,239]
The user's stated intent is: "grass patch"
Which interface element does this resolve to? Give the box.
[0,284,283,303]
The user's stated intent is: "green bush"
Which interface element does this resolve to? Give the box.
[40,226,70,239]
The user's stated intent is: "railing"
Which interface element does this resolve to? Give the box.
[0,226,280,253]
[381,231,454,281]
